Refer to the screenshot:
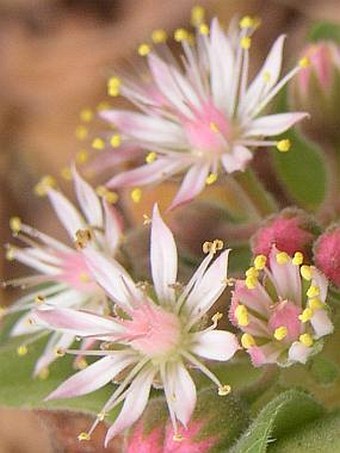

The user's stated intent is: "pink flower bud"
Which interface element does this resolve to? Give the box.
[314,225,340,287]
[251,208,320,261]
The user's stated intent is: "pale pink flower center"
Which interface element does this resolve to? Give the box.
[122,303,181,358]
[268,300,301,342]
[55,252,97,292]
[184,102,233,155]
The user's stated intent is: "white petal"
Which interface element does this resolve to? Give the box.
[288,341,312,364]
[72,167,103,228]
[221,145,252,174]
[11,312,43,336]
[310,310,334,339]
[48,189,85,240]
[103,201,122,255]
[47,353,134,400]
[191,330,239,361]
[105,367,156,445]
[245,112,308,137]
[151,204,177,303]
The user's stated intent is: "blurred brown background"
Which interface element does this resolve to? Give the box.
[0,0,339,451]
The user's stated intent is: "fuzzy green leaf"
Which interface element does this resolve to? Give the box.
[308,22,340,43]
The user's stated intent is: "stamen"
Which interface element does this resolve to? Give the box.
[110,134,121,148]
[151,29,167,44]
[307,285,320,298]
[246,266,259,278]
[145,151,157,163]
[202,239,224,254]
[218,384,231,396]
[174,28,189,42]
[263,71,271,83]
[299,333,313,347]
[34,175,57,197]
[276,139,291,152]
[107,77,121,97]
[75,358,88,370]
[299,56,310,68]
[191,5,205,26]
[292,252,303,265]
[75,125,88,140]
[9,216,22,234]
[97,411,107,421]
[76,149,89,164]
[309,298,324,310]
[131,188,142,203]
[299,308,313,323]
[61,167,72,181]
[209,121,219,133]
[274,326,288,341]
[173,433,184,442]
[74,229,93,250]
[241,333,256,349]
[276,251,290,264]
[55,347,65,357]
[142,214,152,225]
[6,246,16,261]
[17,345,28,356]
[199,23,209,35]
[138,43,151,57]
[97,101,110,111]
[80,108,94,123]
[206,173,217,185]
[34,295,45,305]
[211,312,223,327]
[245,275,257,289]
[38,367,49,380]
[105,191,119,204]
[300,265,312,281]
[239,15,257,29]
[235,305,249,326]
[240,36,251,50]
[92,138,105,150]
[78,432,91,442]
[254,254,267,270]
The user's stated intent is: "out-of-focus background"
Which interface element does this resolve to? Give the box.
[0,0,339,451]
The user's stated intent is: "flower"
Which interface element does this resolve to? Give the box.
[4,168,122,375]
[33,205,239,445]
[229,247,333,367]
[314,225,340,288]
[99,11,308,209]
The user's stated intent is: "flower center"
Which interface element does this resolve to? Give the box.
[56,252,97,292]
[268,300,301,342]
[122,302,182,359]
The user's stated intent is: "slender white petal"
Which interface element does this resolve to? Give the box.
[311,310,334,339]
[103,202,122,255]
[221,146,252,173]
[34,332,74,375]
[191,330,239,361]
[288,341,312,364]
[72,167,103,228]
[245,112,308,137]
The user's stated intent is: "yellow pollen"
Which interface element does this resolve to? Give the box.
[300,265,312,281]
[96,185,107,197]
[235,305,249,327]
[17,345,28,356]
[79,272,91,283]
[240,16,255,28]
[143,214,151,225]
[105,190,119,204]
[131,187,142,203]
[109,134,121,148]
[97,411,106,422]
[61,167,72,181]
[299,333,313,347]
[209,121,219,133]
[151,29,167,44]
[245,275,258,289]
[212,312,223,324]
[241,333,256,349]
[276,251,290,264]
[174,28,189,42]
[173,433,184,442]
[75,125,88,141]
[55,347,65,357]
[206,173,218,185]
[263,71,271,83]
[254,254,267,270]
[97,101,110,112]
[199,24,209,35]
[34,295,45,304]
[246,267,259,278]
[34,175,56,197]
[92,137,105,150]
[299,307,314,323]
[76,149,89,164]
[6,247,16,261]
[138,43,151,56]
[145,151,157,164]
[307,285,320,298]
[274,326,288,341]
[309,298,324,311]
[218,384,231,396]
[191,5,205,26]
[76,358,88,370]
[292,251,304,265]
[299,56,310,68]
[107,77,121,97]
[276,139,291,152]
[9,216,22,233]
[38,367,49,380]
[202,239,224,254]
[240,36,251,50]
[78,432,91,442]
[80,108,94,123]
[74,229,93,250]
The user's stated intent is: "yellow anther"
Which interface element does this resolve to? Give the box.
[80,108,94,123]
[34,295,45,304]
[299,307,314,323]
[240,36,252,50]
[79,273,91,283]
[174,28,189,42]
[300,265,312,281]
[110,134,121,148]
[292,252,304,265]
[274,326,288,341]
[209,121,219,133]
[97,411,106,422]
[276,139,291,152]
[309,298,324,311]
[78,432,91,442]
[240,16,255,29]
[276,251,290,264]
[17,345,28,356]
[254,254,267,270]
[241,333,256,349]
[263,71,271,83]
[9,216,22,233]
[105,190,119,204]
[245,275,258,289]
[55,347,65,357]
[173,433,184,442]
[151,29,167,44]
[212,312,223,324]
[145,151,157,164]
[299,57,310,68]
[34,175,56,197]
[107,77,121,97]
[199,23,209,35]
[75,125,88,141]
[206,173,218,185]
[92,137,105,150]
[6,246,16,261]
[246,267,259,278]
[38,367,49,380]
[307,285,320,298]
[202,239,224,254]
[61,167,72,181]
[76,149,89,164]
[74,229,93,250]
[97,101,110,112]
[299,333,313,347]
[75,358,88,370]
[131,187,142,203]
[218,384,231,396]
[138,43,151,56]
[191,5,205,26]
[96,185,108,197]
[143,214,152,225]
[235,305,249,327]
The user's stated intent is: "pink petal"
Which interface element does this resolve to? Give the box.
[311,268,328,302]
[168,163,210,211]
[245,112,308,137]
[46,353,134,400]
[48,189,85,239]
[72,167,103,228]
[191,330,239,361]
[232,280,272,317]
[151,204,178,302]
[248,343,282,367]
[105,367,156,445]
[221,145,252,174]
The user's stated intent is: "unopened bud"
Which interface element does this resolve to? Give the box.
[314,224,340,287]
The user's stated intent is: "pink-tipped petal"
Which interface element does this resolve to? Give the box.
[191,330,239,361]
[151,204,178,302]
[246,112,308,137]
